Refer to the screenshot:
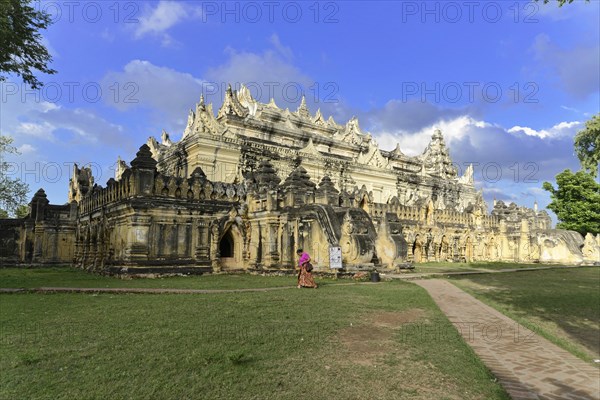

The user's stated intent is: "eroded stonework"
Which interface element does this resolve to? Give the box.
[2,85,598,272]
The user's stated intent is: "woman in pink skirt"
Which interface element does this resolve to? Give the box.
[296,248,317,288]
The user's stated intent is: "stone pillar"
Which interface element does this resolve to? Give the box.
[499,220,509,261]
[32,225,44,263]
[125,216,152,262]
[195,221,210,262]
[130,144,157,196]
[248,222,260,268]
[519,219,530,262]
[265,221,280,268]
[266,190,277,211]
[29,189,49,263]
[280,221,293,268]
[210,222,221,272]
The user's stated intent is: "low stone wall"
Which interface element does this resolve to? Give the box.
[0,219,23,266]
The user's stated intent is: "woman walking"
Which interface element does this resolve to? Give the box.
[296,248,318,289]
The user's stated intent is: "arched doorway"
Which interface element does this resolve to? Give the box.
[465,236,473,262]
[219,229,237,268]
[219,230,234,257]
[413,235,422,263]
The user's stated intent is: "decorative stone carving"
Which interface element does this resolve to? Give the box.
[2,82,591,273]
[161,130,173,147]
[458,163,474,185]
[217,84,249,119]
[582,233,600,262]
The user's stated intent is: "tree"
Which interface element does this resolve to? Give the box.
[543,170,600,235]
[15,204,29,218]
[0,0,56,89]
[537,0,589,6]
[574,113,599,178]
[0,135,29,217]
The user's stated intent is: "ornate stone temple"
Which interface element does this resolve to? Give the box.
[1,85,598,273]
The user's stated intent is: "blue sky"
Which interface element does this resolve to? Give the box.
[2,0,599,222]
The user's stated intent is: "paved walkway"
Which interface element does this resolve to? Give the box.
[384,265,593,281]
[414,279,600,400]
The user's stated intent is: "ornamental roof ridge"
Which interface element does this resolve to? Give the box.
[217,84,249,119]
[314,109,326,126]
[237,84,258,116]
[299,137,322,157]
[296,95,311,119]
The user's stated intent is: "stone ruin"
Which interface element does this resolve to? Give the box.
[1,85,598,273]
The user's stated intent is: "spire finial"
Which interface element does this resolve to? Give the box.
[296,94,310,118]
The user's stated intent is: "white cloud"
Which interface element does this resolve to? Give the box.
[134,1,202,44]
[531,33,600,99]
[373,115,490,155]
[40,36,59,59]
[205,42,313,106]
[362,100,580,194]
[12,105,124,145]
[507,120,582,139]
[101,59,205,135]
[100,37,325,137]
[560,105,579,113]
[4,100,59,141]
[269,34,294,61]
[15,122,56,141]
[17,144,36,154]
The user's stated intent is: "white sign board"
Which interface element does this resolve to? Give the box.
[329,246,342,269]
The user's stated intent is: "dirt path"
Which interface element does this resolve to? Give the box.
[414,279,600,400]
[0,282,377,295]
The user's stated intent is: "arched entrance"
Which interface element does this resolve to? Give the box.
[219,228,238,268]
[413,235,423,263]
[219,230,234,258]
[465,236,473,262]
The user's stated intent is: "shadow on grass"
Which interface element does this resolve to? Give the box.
[451,267,600,360]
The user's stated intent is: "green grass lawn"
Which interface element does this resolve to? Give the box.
[412,261,554,274]
[0,266,302,290]
[449,267,600,363]
[0,278,510,399]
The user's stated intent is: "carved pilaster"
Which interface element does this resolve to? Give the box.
[210,221,221,272]
[195,221,210,261]
[125,216,152,262]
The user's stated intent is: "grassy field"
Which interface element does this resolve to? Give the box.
[0,276,509,399]
[412,261,550,274]
[0,266,302,290]
[450,267,600,363]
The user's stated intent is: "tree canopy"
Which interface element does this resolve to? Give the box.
[0,135,30,218]
[543,170,600,236]
[538,0,588,6]
[0,0,56,89]
[574,113,600,178]
[542,112,600,236]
